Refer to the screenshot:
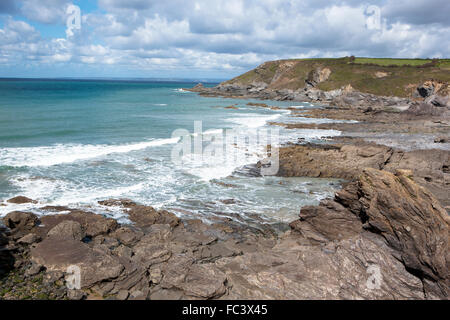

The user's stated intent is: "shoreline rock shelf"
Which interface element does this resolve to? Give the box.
[0,167,448,299]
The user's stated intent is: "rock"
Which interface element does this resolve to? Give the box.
[277,143,393,180]
[67,289,85,300]
[129,290,146,300]
[116,290,129,300]
[30,238,124,289]
[6,196,37,204]
[3,211,39,236]
[18,233,41,245]
[417,80,444,98]
[161,255,227,299]
[289,168,449,299]
[220,199,236,205]
[47,220,84,241]
[426,94,449,108]
[434,136,448,143]
[98,199,136,207]
[128,205,180,228]
[111,227,143,246]
[24,263,43,277]
[86,219,118,238]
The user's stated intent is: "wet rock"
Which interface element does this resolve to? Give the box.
[6,196,37,204]
[98,199,136,207]
[47,221,84,241]
[219,199,237,205]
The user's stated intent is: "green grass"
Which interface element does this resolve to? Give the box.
[226,57,450,98]
[352,58,432,66]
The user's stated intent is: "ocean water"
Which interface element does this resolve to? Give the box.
[0,79,342,228]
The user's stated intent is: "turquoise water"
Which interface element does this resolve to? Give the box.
[0,79,342,227]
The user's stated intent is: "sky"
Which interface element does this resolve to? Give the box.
[0,0,449,79]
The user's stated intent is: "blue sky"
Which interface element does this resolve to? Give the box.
[0,0,449,79]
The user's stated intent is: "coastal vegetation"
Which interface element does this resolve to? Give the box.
[227,57,450,97]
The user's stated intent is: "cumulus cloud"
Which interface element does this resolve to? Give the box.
[0,0,449,77]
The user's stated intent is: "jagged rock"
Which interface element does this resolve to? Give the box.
[289,168,449,299]
[3,211,39,237]
[47,221,84,241]
[6,196,37,204]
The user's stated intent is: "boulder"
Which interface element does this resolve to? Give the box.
[3,211,39,236]
[47,221,84,241]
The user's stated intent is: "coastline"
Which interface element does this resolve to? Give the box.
[1,76,449,300]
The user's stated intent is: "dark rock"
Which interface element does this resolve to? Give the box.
[98,199,136,207]
[6,196,37,204]
[434,136,448,143]
[3,211,39,237]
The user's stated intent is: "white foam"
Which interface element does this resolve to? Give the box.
[0,138,179,167]
[174,88,190,93]
[226,113,283,128]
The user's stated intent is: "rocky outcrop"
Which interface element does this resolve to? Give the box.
[1,168,448,300]
[277,142,393,180]
[217,169,449,299]
[290,169,449,298]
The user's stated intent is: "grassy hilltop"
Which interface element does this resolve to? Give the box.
[225,57,450,97]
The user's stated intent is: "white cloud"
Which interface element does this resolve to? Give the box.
[0,0,449,77]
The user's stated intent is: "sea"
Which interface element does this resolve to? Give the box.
[0,79,345,229]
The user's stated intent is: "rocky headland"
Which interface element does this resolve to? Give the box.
[1,57,449,300]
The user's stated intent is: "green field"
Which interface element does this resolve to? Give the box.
[227,57,450,97]
[352,58,432,66]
